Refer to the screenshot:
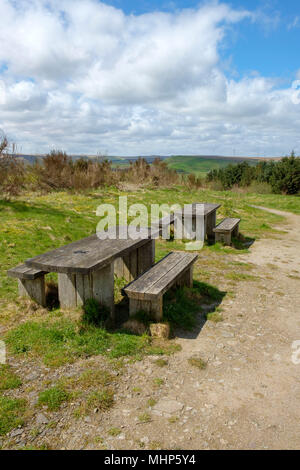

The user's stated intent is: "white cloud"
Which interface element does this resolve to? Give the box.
[288,16,299,30]
[0,0,299,156]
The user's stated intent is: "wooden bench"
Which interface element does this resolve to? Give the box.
[213,218,241,245]
[7,264,48,307]
[123,251,198,321]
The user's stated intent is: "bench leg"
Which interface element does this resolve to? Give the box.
[129,296,163,321]
[233,224,239,238]
[177,266,193,288]
[18,277,46,307]
[215,232,232,246]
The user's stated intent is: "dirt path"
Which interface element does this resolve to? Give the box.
[99,206,300,450]
[4,207,300,450]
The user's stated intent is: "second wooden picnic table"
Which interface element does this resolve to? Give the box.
[25,226,156,318]
[173,203,221,241]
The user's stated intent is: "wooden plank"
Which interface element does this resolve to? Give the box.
[124,252,185,299]
[213,218,240,233]
[145,254,198,299]
[92,264,115,319]
[7,264,47,280]
[124,252,198,300]
[58,273,77,308]
[25,227,158,275]
[137,239,155,276]
[18,277,46,307]
[129,296,163,321]
[174,203,221,217]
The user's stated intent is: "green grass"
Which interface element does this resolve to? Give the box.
[206,311,224,323]
[0,365,22,391]
[154,359,168,367]
[163,281,225,330]
[86,389,114,411]
[5,318,178,367]
[138,412,151,423]
[0,396,27,435]
[107,427,121,436]
[188,357,207,370]
[165,155,258,176]
[38,386,69,411]
[153,378,164,387]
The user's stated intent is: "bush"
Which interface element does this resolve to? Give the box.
[82,299,109,327]
[206,153,300,195]
[0,136,25,196]
[269,153,300,194]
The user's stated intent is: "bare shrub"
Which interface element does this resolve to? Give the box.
[122,157,181,187]
[34,151,118,191]
[0,135,25,196]
[186,173,202,188]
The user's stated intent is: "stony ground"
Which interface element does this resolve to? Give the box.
[2,206,300,450]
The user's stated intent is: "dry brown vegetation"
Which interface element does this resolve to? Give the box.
[0,136,208,196]
[0,136,25,196]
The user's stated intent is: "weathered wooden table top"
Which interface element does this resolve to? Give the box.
[25,226,157,275]
[174,203,221,217]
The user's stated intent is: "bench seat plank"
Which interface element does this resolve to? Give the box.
[7,264,47,280]
[124,252,198,301]
[213,218,240,233]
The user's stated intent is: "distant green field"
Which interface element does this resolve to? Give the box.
[166,155,259,176]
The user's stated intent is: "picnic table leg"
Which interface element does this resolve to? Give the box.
[137,239,155,276]
[58,273,77,309]
[59,265,115,319]
[91,263,115,320]
[206,211,216,241]
[115,239,155,281]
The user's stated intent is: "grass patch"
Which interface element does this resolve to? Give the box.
[38,386,69,411]
[86,389,114,411]
[168,416,179,423]
[0,365,22,391]
[163,282,225,330]
[147,398,157,407]
[5,318,178,367]
[154,359,168,367]
[0,396,27,435]
[138,412,151,423]
[62,368,113,389]
[107,427,121,437]
[188,357,207,370]
[153,378,164,387]
[225,272,260,282]
[206,311,224,323]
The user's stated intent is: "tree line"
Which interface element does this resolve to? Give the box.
[206,153,300,195]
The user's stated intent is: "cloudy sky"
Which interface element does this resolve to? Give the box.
[0,0,299,156]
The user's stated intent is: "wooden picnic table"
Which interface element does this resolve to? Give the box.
[25,226,157,317]
[173,203,221,241]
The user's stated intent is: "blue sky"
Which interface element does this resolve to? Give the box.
[0,0,299,156]
[105,0,300,80]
